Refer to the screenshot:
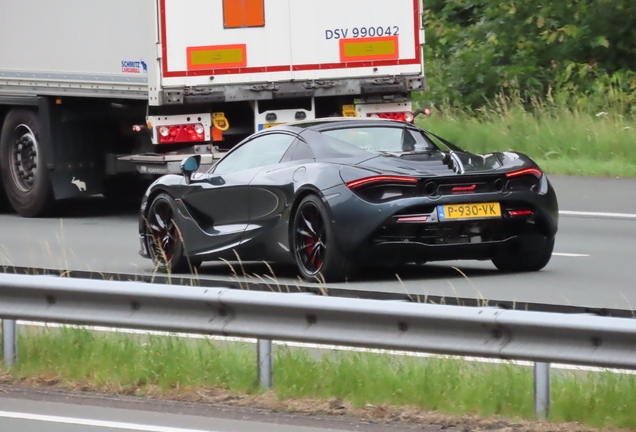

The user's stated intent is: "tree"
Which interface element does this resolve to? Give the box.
[422,0,636,108]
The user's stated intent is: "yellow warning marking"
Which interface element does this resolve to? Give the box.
[344,41,396,58]
[191,49,244,66]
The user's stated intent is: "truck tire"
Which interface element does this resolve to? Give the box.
[0,179,9,213]
[0,109,54,217]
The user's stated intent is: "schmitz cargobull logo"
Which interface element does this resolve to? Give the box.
[121,60,148,74]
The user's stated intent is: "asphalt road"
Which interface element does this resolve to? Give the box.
[0,175,634,311]
[0,385,436,432]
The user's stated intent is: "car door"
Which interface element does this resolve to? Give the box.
[181,132,297,256]
[242,139,316,255]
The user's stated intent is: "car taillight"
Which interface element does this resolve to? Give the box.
[397,215,429,222]
[346,175,418,189]
[506,168,543,178]
[508,210,534,216]
[508,210,533,216]
[367,112,415,123]
[157,124,205,144]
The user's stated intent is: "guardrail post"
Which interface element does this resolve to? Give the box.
[2,319,17,368]
[534,362,550,419]
[257,339,273,389]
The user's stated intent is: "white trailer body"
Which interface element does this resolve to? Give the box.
[0,0,425,217]
[0,0,155,100]
[158,0,422,90]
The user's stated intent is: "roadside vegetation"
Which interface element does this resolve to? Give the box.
[414,93,636,177]
[4,327,636,430]
[416,0,636,177]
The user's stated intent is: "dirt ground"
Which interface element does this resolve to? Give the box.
[0,371,626,432]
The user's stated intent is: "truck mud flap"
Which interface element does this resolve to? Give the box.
[38,97,105,200]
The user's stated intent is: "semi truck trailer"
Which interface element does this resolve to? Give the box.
[0,0,425,217]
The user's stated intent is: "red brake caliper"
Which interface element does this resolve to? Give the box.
[306,236,316,264]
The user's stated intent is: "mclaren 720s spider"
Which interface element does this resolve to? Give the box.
[139,118,558,281]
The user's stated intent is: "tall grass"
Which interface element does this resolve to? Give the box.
[275,348,535,418]
[7,327,636,429]
[16,327,257,393]
[415,93,636,177]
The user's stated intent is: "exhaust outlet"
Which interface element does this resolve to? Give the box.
[423,181,438,196]
[494,178,505,193]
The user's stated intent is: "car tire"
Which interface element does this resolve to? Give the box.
[144,193,201,274]
[492,237,555,272]
[292,194,356,282]
[0,109,55,217]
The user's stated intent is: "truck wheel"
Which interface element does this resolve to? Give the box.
[0,109,54,217]
[0,187,9,213]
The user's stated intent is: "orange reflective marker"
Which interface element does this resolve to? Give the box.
[212,127,223,142]
[223,0,265,28]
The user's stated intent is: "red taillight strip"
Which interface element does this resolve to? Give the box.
[397,216,429,222]
[506,168,543,178]
[346,176,418,189]
[509,210,533,216]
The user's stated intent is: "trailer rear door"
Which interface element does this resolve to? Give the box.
[160,0,293,87]
[160,0,422,88]
[289,0,422,80]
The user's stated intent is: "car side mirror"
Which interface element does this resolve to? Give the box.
[180,155,201,184]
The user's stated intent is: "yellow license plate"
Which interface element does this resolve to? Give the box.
[437,202,501,221]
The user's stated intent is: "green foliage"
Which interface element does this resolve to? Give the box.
[421,0,636,111]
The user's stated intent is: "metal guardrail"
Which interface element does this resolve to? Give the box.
[1,265,631,318]
[1,273,635,419]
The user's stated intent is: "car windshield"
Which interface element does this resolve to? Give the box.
[321,126,437,154]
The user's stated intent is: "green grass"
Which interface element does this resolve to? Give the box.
[415,99,636,177]
[6,327,636,429]
[15,328,257,393]
[275,348,535,418]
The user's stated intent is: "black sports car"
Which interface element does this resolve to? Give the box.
[139,118,558,281]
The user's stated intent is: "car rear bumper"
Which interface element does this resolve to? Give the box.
[359,233,550,265]
[324,181,558,258]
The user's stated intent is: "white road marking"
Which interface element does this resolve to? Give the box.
[0,410,216,432]
[17,321,636,375]
[560,210,636,219]
[552,253,590,257]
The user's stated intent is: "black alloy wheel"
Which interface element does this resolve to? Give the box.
[292,195,355,282]
[146,193,198,273]
[295,198,327,275]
